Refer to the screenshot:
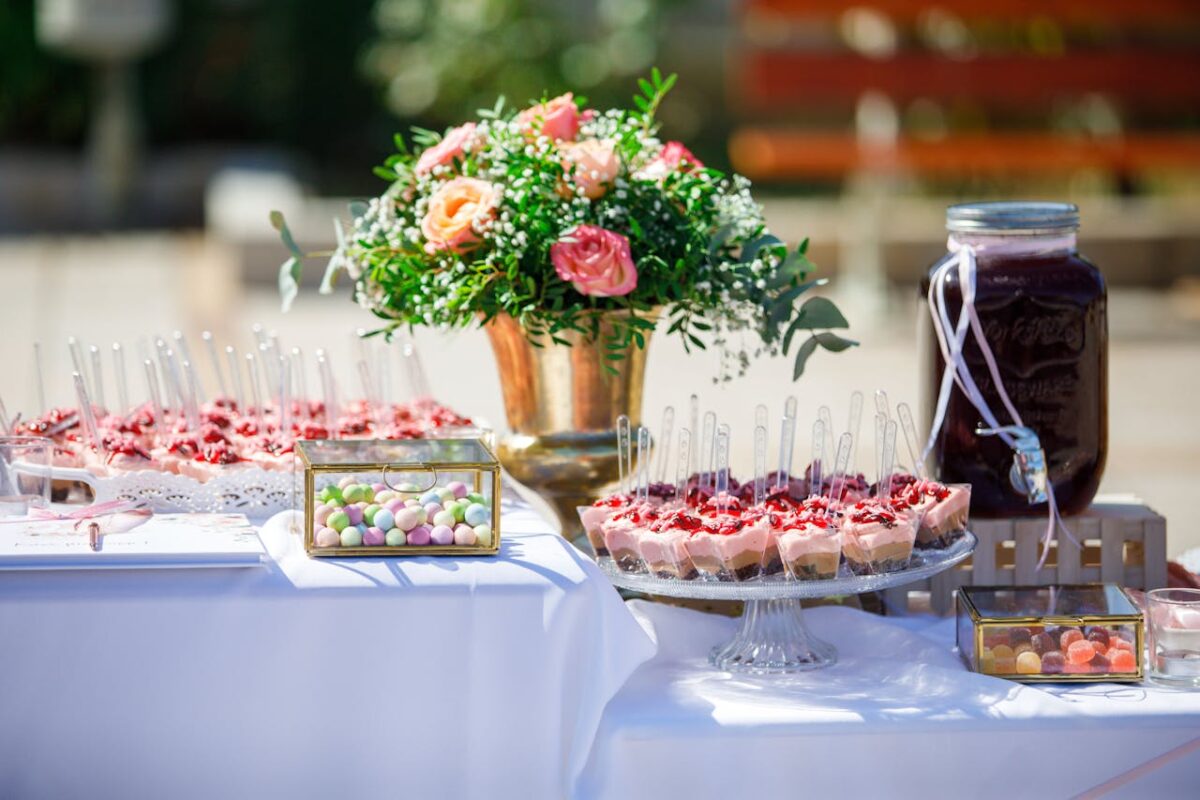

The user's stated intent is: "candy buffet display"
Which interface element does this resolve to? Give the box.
[296,438,500,557]
[580,392,972,585]
[956,585,1144,683]
[1,329,483,514]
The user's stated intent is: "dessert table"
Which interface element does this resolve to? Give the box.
[578,601,1200,799]
[0,497,655,800]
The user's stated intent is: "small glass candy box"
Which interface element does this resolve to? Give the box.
[957,584,1143,682]
[295,438,500,557]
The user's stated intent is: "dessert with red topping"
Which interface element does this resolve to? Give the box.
[899,480,972,548]
[638,509,702,580]
[580,493,634,557]
[777,512,842,580]
[682,495,771,581]
[601,502,660,573]
[841,499,918,574]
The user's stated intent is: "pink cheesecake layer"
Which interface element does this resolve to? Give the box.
[921,484,971,534]
[638,528,698,579]
[684,515,770,581]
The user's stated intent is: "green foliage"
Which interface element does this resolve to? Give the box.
[275,73,853,381]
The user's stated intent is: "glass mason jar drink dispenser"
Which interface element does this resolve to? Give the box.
[920,202,1108,517]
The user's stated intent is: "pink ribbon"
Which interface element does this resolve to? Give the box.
[924,234,1079,570]
[26,499,150,522]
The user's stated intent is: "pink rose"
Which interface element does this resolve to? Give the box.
[415,122,478,177]
[421,177,500,254]
[560,139,619,199]
[551,225,638,297]
[517,93,580,141]
[638,140,704,181]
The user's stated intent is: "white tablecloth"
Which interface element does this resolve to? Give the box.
[579,601,1200,799]
[0,499,655,800]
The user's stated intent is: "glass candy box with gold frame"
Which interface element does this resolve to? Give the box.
[957,584,1144,683]
[295,439,500,557]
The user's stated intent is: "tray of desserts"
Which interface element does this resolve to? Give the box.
[7,330,485,515]
[581,397,974,602]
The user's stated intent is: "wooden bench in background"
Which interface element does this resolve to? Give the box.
[729,0,1200,182]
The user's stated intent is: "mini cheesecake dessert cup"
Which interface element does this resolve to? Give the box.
[777,517,843,581]
[638,527,700,580]
[577,493,633,558]
[600,503,659,573]
[914,483,971,549]
[682,514,770,582]
[841,502,918,575]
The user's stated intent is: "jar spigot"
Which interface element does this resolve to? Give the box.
[976,424,1049,504]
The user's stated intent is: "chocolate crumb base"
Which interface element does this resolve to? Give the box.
[787,562,838,581]
[915,528,964,549]
[761,556,784,576]
[733,563,763,581]
[590,543,611,557]
[613,550,644,574]
[650,566,700,581]
[845,555,912,575]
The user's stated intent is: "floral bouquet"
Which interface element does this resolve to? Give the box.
[275,70,853,380]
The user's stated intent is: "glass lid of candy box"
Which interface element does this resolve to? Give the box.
[296,438,497,468]
[961,585,1141,621]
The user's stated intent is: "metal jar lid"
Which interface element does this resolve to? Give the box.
[946,201,1080,234]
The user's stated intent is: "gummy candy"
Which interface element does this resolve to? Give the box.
[1060,629,1085,649]
[991,644,1014,661]
[1067,639,1096,665]
[993,657,1016,674]
[1109,649,1137,672]
[1040,651,1065,674]
[1085,626,1110,647]
[1063,662,1091,674]
[983,631,1009,649]
[1013,642,1034,657]
[1016,651,1042,674]
[1091,639,1109,657]
[980,648,996,673]
[1031,633,1056,655]
[1008,627,1033,646]
[1090,652,1111,672]
[1109,637,1134,654]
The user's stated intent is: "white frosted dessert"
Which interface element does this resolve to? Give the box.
[777,515,842,580]
[841,500,918,574]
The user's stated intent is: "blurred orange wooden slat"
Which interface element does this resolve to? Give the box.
[728,130,1200,179]
[743,0,1200,24]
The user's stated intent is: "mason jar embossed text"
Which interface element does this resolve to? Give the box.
[920,202,1108,517]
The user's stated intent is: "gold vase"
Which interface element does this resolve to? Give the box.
[484,312,650,542]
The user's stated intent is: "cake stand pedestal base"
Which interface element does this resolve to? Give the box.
[710,597,836,673]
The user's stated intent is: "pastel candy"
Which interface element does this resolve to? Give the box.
[359,484,376,503]
[430,524,455,546]
[453,524,476,546]
[464,503,489,527]
[319,485,343,504]
[315,527,341,548]
[337,476,358,490]
[419,490,441,506]
[373,509,395,532]
[436,487,455,504]
[385,528,407,546]
[327,510,350,532]
[384,499,406,514]
[363,504,382,525]
[446,481,468,499]
[414,507,428,525]
[340,526,364,547]
[375,490,397,505]
[449,502,466,524]
[363,526,386,546]
[473,523,492,547]
[423,502,443,518]
[344,504,364,526]
[466,492,485,505]
[407,525,432,546]
[343,485,367,504]
[432,510,456,528]
[372,482,388,495]
[397,482,422,495]
[394,508,420,532]
[314,503,334,526]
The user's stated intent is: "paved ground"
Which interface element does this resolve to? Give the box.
[1,232,1197,556]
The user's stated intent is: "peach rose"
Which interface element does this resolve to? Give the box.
[638,140,704,181]
[560,139,619,199]
[517,93,580,141]
[415,122,478,177]
[551,225,637,297]
[421,177,499,254]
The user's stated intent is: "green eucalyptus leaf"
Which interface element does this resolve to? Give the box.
[796,296,849,329]
[792,335,819,380]
[270,210,304,258]
[814,332,858,352]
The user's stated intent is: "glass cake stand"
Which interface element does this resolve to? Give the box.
[598,532,976,674]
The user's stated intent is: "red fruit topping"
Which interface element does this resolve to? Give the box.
[593,493,631,509]
[847,502,898,527]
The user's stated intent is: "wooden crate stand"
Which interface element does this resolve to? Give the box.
[885,495,1168,615]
